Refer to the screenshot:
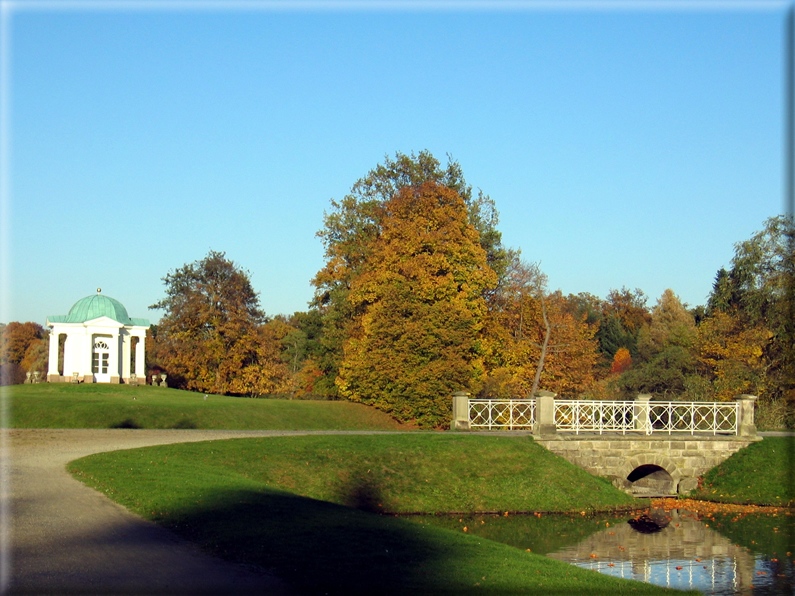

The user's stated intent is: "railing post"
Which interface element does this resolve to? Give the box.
[634,394,652,435]
[533,390,557,437]
[450,391,471,431]
[734,394,758,437]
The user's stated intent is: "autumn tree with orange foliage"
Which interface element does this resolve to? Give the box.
[336,182,496,427]
[610,347,632,375]
[478,257,545,399]
[312,151,511,397]
[0,322,49,385]
[149,251,289,396]
[527,291,600,397]
[479,258,600,399]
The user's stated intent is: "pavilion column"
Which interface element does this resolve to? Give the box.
[83,332,93,379]
[62,334,73,379]
[47,331,60,381]
[135,334,145,378]
[109,330,121,383]
[121,332,131,382]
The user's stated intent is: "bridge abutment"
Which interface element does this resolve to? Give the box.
[534,435,760,496]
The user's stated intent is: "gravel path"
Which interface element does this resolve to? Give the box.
[2,428,326,595]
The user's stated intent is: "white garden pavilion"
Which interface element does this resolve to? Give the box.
[46,291,149,384]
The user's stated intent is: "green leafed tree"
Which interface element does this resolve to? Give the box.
[636,289,697,361]
[615,289,698,399]
[149,250,289,396]
[705,215,795,409]
[336,182,497,427]
[594,287,651,361]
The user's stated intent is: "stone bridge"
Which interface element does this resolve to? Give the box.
[451,392,760,496]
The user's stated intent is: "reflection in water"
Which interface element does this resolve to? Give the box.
[547,507,791,596]
[410,507,794,596]
[627,511,669,534]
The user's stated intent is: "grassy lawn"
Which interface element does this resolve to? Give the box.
[690,436,794,507]
[5,383,408,430]
[68,434,639,514]
[68,434,689,595]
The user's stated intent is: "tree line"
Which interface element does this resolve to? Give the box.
[4,151,793,429]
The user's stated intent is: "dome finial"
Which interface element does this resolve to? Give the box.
[97,288,102,294]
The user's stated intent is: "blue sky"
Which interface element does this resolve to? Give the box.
[1,1,789,326]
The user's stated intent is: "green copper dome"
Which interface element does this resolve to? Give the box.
[48,293,149,326]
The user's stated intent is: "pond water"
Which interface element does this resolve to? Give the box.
[410,502,794,595]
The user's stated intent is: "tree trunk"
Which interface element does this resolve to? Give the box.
[531,294,551,396]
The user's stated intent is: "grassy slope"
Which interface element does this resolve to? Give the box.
[690,436,795,507]
[69,434,688,595]
[5,383,407,430]
[68,434,639,514]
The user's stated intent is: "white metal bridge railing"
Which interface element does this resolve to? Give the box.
[466,398,740,435]
[554,400,635,434]
[469,399,536,430]
[644,401,739,436]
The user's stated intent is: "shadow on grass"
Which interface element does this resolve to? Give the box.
[110,418,142,429]
[171,417,197,429]
[160,487,475,595]
[337,467,384,513]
